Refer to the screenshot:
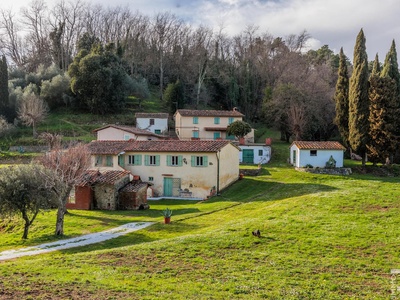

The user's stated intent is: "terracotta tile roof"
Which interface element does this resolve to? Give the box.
[87,140,128,155]
[120,181,149,192]
[291,141,346,150]
[96,170,131,185]
[135,113,169,119]
[124,140,232,152]
[76,170,101,186]
[175,109,244,117]
[87,140,235,154]
[93,124,164,137]
[76,170,130,186]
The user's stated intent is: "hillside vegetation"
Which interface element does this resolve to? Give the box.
[0,130,399,299]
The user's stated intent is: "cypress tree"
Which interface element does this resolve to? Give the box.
[0,55,9,118]
[334,48,350,147]
[371,53,381,76]
[348,29,370,165]
[367,74,396,164]
[381,40,400,162]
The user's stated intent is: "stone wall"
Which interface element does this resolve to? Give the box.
[297,167,352,175]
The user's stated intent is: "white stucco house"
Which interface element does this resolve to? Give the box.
[239,143,271,164]
[135,113,169,134]
[289,141,346,168]
[174,109,254,143]
[87,140,240,199]
[93,125,166,141]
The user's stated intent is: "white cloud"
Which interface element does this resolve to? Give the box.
[6,0,400,60]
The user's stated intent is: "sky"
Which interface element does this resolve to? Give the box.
[7,0,400,61]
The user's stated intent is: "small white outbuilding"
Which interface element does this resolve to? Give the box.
[289,141,346,168]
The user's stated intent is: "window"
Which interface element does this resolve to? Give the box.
[226,134,235,140]
[148,177,154,181]
[192,131,199,138]
[106,156,113,166]
[214,132,221,140]
[145,155,160,166]
[214,117,220,124]
[124,134,130,140]
[258,149,263,156]
[193,117,198,124]
[167,155,182,166]
[95,156,102,166]
[191,155,208,167]
[155,129,161,134]
[310,150,317,156]
[150,118,155,125]
[228,117,234,124]
[128,155,142,165]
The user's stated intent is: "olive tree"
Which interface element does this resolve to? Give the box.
[226,120,252,139]
[0,164,57,239]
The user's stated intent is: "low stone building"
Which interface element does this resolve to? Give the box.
[67,170,150,211]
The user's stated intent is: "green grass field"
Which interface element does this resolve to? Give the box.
[1,111,399,298]
[0,136,399,299]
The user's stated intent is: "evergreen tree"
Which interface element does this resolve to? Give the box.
[371,53,381,76]
[334,48,350,147]
[348,29,370,165]
[381,40,400,162]
[164,80,184,114]
[367,74,396,164]
[0,55,9,119]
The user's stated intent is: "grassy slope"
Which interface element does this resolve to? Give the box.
[0,134,399,299]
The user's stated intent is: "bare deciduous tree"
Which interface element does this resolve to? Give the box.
[18,93,49,138]
[37,143,91,236]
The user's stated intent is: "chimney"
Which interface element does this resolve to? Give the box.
[239,137,245,145]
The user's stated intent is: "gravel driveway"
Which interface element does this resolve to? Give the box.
[0,222,154,261]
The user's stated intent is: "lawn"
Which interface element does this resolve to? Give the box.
[0,145,399,299]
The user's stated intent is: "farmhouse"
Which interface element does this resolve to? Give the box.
[135,112,169,135]
[93,124,165,141]
[174,109,254,143]
[289,141,346,168]
[87,139,240,199]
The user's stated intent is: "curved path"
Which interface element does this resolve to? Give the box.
[0,222,154,261]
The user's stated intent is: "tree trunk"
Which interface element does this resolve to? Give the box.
[55,189,71,236]
[55,205,65,236]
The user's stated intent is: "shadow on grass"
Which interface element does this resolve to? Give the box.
[214,177,338,203]
[58,222,201,255]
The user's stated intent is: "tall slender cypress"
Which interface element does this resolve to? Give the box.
[334,48,350,147]
[348,29,370,165]
[0,55,9,117]
[371,53,381,76]
[381,40,400,162]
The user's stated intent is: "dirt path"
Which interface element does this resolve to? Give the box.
[0,222,154,261]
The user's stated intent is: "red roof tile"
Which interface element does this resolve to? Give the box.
[120,181,149,193]
[96,170,131,184]
[135,113,169,118]
[290,141,346,150]
[175,109,244,117]
[88,140,235,154]
[93,125,165,137]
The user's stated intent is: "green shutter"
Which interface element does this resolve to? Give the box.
[166,155,172,166]
[193,117,198,124]
[156,155,160,166]
[191,156,195,167]
[178,155,183,166]
[135,155,142,165]
[144,155,149,166]
[203,156,208,167]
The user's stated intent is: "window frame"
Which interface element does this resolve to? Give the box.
[310,150,317,156]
